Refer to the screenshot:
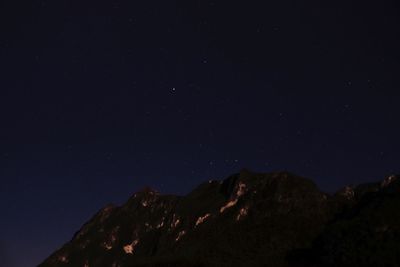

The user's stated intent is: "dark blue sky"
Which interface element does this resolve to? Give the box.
[1,1,400,266]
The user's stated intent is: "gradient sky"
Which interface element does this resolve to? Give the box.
[1,1,400,266]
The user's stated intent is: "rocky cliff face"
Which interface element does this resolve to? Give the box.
[39,171,400,267]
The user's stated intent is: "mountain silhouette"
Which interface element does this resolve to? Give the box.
[39,170,400,267]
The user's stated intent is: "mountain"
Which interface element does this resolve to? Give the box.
[39,170,400,267]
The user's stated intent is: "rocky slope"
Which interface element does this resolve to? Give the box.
[39,170,400,267]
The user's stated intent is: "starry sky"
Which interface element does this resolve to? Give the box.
[1,1,400,266]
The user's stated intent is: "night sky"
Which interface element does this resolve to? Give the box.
[1,1,400,266]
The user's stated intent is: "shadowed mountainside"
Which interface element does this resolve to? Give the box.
[39,170,400,267]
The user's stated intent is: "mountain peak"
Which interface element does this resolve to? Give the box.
[39,171,400,267]
[381,174,399,188]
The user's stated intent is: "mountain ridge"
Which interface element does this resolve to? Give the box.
[39,170,400,267]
